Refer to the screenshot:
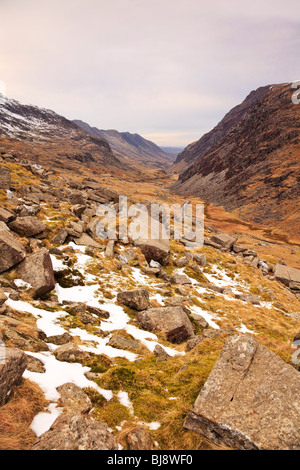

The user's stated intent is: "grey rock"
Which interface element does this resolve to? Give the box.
[0,348,27,405]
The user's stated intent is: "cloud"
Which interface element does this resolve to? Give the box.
[0,0,299,146]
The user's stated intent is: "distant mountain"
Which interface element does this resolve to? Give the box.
[161,147,184,158]
[0,94,124,170]
[172,83,300,234]
[73,120,175,168]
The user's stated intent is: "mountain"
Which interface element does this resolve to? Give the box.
[160,146,184,158]
[0,94,124,171]
[73,119,175,168]
[172,85,271,173]
[172,83,300,235]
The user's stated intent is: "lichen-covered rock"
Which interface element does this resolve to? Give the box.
[56,383,92,414]
[184,334,300,450]
[31,413,118,450]
[137,306,194,344]
[14,248,55,298]
[8,216,46,237]
[117,288,150,311]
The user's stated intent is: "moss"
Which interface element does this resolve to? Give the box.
[54,268,85,288]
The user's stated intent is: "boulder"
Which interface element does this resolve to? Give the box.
[105,240,115,258]
[135,238,170,266]
[274,264,300,291]
[0,315,49,352]
[52,229,69,245]
[56,383,92,414]
[54,343,89,363]
[0,207,15,224]
[170,274,192,285]
[193,253,207,266]
[0,222,26,273]
[14,248,55,298]
[174,256,189,267]
[8,216,46,237]
[25,354,46,373]
[184,334,300,450]
[31,413,118,450]
[108,334,140,351]
[47,332,73,345]
[73,233,102,249]
[126,427,155,450]
[209,233,237,251]
[0,347,27,405]
[0,167,11,189]
[137,306,194,344]
[117,288,150,311]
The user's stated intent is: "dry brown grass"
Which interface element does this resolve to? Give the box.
[0,379,48,450]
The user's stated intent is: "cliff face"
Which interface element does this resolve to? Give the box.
[172,85,271,173]
[172,83,300,233]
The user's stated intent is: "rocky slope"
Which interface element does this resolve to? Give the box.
[172,83,300,236]
[74,120,174,168]
[0,150,299,450]
[0,94,124,171]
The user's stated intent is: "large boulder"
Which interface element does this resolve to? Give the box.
[135,238,170,266]
[274,264,300,291]
[14,248,55,298]
[117,288,150,311]
[0,207,15,224]
[8,216,46,237]
[56,383,92,414]
[0,222,26,273]
[137,306,194,343]
[0,347,27,405]
[31,413,118,450]
[209,233,237,251]
[184,334,300,450]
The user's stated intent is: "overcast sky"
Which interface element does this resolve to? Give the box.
[0,0,299,146]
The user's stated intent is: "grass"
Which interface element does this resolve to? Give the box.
[0,379,48,450]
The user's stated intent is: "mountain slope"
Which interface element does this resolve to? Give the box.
[172,85,271,173]
[73,119,174,168]
[0,94,124,170]
[172,83,300,235]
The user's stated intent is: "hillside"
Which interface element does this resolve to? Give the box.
[172,83,300,237]
[0,94,124,172]
[74,120,174,169]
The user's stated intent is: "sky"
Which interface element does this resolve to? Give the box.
[0,0,299,147]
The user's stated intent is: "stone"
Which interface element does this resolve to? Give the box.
[184,334,300,450]
[73,233,102,249]
[47,332,73,345]
[14,248,55,298]
[117,288,150,311]
[8,216,46,237]
[108,334,140,351]
[25,354,46,373]
[153,344,170,358]
[0,207,15,224]
[134,239,170,266]
[137,306,194,344]
[105,240,115,258]
[0,291,8,307]
[69,191,85,205]
[193,253,207,266]
[0,167,11,189]
[126,427,155,450]
[78,311,98,325]
[235,293,260,305]
[0,347,27,405]
[52,229,69,245]
[174,256,189,267]
[170,274,192,285]
[186,335,203,351]
[0,222,26,273]
[31,412,118,450]
[54,343,89,363]
[56,383,92,414]
[0,315,49,352]
[209,233,237,251]
[190,312,209,329]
